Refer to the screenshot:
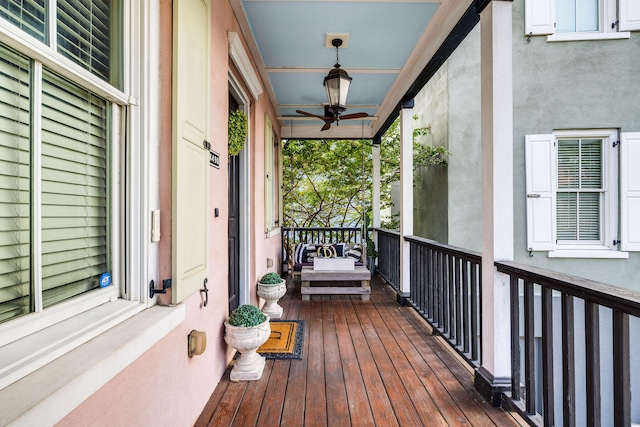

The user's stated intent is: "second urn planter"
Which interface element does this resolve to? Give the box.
[256,272,286,319]
[224,304,271,381]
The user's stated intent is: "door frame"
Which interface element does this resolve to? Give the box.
[229,71,251,306]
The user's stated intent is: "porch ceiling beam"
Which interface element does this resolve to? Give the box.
[278,104,380,109]
[277,116,378,122]
[265,68,401,74]
[279,123,374,140]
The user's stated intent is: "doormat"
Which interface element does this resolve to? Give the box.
[258,320,305,360]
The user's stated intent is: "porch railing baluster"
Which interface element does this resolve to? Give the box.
[496,261,640,426]
[584,300,600,426]
[389,234,482,368]
[541,286,554,427]
[524,280,535,414]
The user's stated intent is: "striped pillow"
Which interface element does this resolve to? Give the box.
[294,243,308,264]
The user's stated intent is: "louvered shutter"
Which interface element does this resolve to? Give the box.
[0,47,31,323]
[620,133,640,251]
[525,135,556,251]
[525,0,555,35]
[619,0,640,31]
[40,70,109,308]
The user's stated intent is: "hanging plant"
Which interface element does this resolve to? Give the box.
[228,109,248,156]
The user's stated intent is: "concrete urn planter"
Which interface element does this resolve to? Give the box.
[257,279,286,319]
[224,315,271,381]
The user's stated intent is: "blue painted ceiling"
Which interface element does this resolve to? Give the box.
[232,0,471,138]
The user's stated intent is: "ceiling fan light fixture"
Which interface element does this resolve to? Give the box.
[323,38,352,116]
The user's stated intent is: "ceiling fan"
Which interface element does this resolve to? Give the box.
[295,38,369,131]
[296,106,369,131]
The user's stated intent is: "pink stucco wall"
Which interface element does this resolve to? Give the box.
[57,0,281,425]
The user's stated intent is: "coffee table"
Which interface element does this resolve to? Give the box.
[300,265,371,301]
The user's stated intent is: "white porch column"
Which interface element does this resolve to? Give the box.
[372,142,381,229]
[372,141,381,263]
[399,100,414,302]
[477,0,514,405]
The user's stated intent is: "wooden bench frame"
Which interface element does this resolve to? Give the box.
[300,265,371,301]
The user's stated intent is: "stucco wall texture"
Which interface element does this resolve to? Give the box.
[58,0,282,425]
[412,3,639,290]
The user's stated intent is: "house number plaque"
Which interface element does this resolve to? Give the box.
[209,149,220,169]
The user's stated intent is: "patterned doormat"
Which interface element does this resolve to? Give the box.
[258,320,305,360]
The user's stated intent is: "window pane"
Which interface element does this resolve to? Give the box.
[56,0,121,87]
[580,139,601,188]
[557,192,577,240]
[0,0,47,42]
[556,0,599,33]
[558,139,579,189]
[557,137,603,243]
[0,45,31,323]
[578,192,600,240]
[577,0,598,32]
[556,0,577,32]
[41,69,109,308]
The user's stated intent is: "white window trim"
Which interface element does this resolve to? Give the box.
[548,250,629,258]
[0,0,162,392]
[525,129,631,259]
[525,0,640,40]
[554,129,617,252]
[547,32,630,42]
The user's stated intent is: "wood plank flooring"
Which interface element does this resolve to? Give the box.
[196,276,523,427]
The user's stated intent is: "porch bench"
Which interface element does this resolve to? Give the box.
[300,265,371,300]
[290,242,365,281]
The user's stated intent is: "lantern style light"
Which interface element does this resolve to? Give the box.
[323,38,352,116]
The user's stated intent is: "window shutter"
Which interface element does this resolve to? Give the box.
[40,70,109,308]
[525,134,556,251]
[264,114,274,231]
[172,0,210,303]
[620,133,640,251]
[619,0,640,31]
[0,47,31,323]
[525,0,555,35]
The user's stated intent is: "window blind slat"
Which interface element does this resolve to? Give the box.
[0,0,46,42]
[0,45,30,322]
[556,137,603,243]
[56,0,113,83]
[40,69,109,309]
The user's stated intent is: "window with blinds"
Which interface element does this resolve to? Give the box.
[0,46,31,323]
[0,30,113,323]
[57,0,121,87]
[41,70,109,308]
[556,138,603,242]
[0,0,121,87]
[0,0,47,42]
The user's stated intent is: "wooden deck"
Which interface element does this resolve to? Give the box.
[196,275,523,427]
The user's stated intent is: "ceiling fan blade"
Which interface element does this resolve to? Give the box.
[295,109,324,119]
[296,109,336,122]
[338,112,370,120]
[321,122,331,131]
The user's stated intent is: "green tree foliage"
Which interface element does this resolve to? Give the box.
[283,116,449,228]
[283,138,371,228]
